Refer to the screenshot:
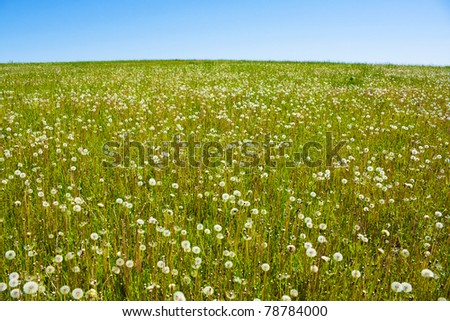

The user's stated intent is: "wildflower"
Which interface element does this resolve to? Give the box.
[351,270,361,279]
[60,285,70,295]
[5,250,16,260]
[116,258,125,266]
[9,272,19,280]
[0,283,7,292]
[9,279,19,288]
[23,281,39,295]
[290,289,298,297]
[173,291,186,301]
[281,295,291,301]
[149,178,156,186]
[202,286,214,296]
[333,252,343,262]
[72,288,84,300]
[90,233,99,241]
[10,289,21,299]
[225,261,233,269]
[400,249,410,258]
[421,269,434,278]
[310,265,319,273]
[402,282,412,293]
[125,260,134,268]
[261,263,270,272]
[306,248,317,258]
[391,282,403,293]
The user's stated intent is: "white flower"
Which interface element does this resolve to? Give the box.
[281,295,291,301]
[261,263,270,272]
[9,272,19,280]
[225,261,233,269]
[310,265,319,273]
[391,282,403,293]
[0,283,7,292]
[10,288,21,299]
[149,178,156,186]
[400,249,410,258]
[60,285,70,295]
[214,224,222,232]
[23,281,39,295]
[421,269,434,278]
[306,248,317,258]
[351,270,361,279]
[202,286,214,296]
[402,282,412,293]
[90,233,99,241]
[72,288,84,300]
[173,291,186,301]
[5,250,16,260]
[126,260,134,268]
[116,258,125,266]
[9,278,19,288]
[289,289,298,297]
[333,252,343,262]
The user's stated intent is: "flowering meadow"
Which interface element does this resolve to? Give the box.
[0,61,449,301]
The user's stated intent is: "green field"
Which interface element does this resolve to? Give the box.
[0,61,449,301]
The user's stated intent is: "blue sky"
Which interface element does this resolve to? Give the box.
[1,0,449,65]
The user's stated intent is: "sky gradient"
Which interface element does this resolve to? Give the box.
[1,0,450,65]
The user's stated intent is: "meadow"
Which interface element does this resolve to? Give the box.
[0,61,449,301]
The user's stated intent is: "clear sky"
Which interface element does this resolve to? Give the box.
[1,0,450,65]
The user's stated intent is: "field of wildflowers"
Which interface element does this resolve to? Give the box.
[0,61,448,300]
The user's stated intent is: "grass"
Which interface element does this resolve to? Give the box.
[0,61,449,301]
